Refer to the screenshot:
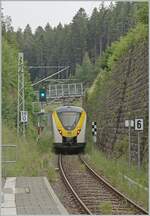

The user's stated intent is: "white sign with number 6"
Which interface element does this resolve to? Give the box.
[135,119,143,131]
[21,111,28,123]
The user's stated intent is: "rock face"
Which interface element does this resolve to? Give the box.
[86,41,148,164]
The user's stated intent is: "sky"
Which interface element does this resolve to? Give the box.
[2,1,111,33]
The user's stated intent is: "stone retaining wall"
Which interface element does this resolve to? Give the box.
[86,41,148,163]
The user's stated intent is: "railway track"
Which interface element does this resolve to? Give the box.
[58,154,148,215]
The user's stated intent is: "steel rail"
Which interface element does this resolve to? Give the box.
[79,155,148,215]
[58,154,92,215]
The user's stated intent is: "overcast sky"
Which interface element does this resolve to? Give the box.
[2,1,111,32]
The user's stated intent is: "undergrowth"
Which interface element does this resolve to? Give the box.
[85,143,148,210]
[2,125,57,182]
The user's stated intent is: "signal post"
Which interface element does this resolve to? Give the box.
[37,88,47,137]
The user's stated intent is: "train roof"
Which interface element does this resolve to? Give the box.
[56,106,84,113]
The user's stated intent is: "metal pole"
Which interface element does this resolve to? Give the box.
[93,135,97,144]
[17,57,20,135]
[17,53,25,136]
[128,121,131,168]
[81,83,83,96]
[32,102,35,113]
[49,85,51,98]
[81,96,83,107]
[137,131,140,170]
[22,59,25,137]
[41,102,43,112]
[75,83,77,95]
[55,84,57,97]
[68,84,71,96]
[61,84,63,97]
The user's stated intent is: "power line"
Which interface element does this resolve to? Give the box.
[29,66,66,69]
[32,66,70,87]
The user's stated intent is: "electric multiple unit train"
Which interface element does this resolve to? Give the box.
[52,106,86,152]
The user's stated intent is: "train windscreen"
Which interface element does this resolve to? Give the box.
[57,112,81,130]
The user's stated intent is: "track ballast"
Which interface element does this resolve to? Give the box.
[58,154,148,215]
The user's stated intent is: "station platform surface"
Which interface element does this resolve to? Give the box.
[1,176,68,215]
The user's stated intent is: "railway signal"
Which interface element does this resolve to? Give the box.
[92,122,97,143]
[39,88,47,102]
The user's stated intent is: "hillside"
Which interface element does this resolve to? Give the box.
[85,23,148,166]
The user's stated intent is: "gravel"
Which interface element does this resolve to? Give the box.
[50,153,82,214]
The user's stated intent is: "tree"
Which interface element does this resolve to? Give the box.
[7,2,146,84]
[22,24,35,65]
[16,27,23,49]
[71,8,88,70]
[75,52,93,85]
[87,7,100,62]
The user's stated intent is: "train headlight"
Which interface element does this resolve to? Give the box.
[58,129,62,135]
[77,129,81,135]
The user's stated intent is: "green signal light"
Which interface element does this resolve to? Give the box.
[39,88,46,102]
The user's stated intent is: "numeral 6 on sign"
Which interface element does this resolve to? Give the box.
[135,119,143,131]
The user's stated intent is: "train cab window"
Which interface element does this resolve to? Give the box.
[57,111,81,130]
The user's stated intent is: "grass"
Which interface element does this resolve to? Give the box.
[37,127,53,153]
[79,164,86,172]
[99,201,112,214]
[47,168,58,182]
[2,125,57,182]
[85,144,148,210]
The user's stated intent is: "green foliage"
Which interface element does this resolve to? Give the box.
[114,135,128,158]
[2,125,56,179]
[71,8,88,67]
[2,2,147,83]
[75,52,94,84]
[2,126,41,176]
[91,23,148,78]
[86,23,148,102]
[86,149,148,209]
[47,168,58,182]
[2,39,18,125]
[37,127,53,153]
[134,2,148,24]
[94,47,113,72]
[1,2,143,81]
[2,36,35,128]
[107,24,148,70]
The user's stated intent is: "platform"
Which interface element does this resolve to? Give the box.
[1,176,68,215]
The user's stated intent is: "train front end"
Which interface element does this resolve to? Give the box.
[52,106,86,152]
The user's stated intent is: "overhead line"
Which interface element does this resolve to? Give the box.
[29,66,66,69]
[32,66,70,87]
